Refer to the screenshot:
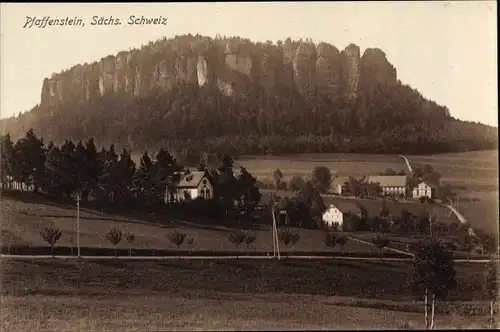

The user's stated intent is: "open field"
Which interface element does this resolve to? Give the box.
[241,151,498,233]
[406,150,498,199]
[0,196,394,255]
[0,258,494,330]
[236,153,408,182]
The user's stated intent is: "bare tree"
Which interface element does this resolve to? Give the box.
[124,232,135,257]
[40,226,62,258]
[228,230,246,258]
[279,228,300,256]
[105,228,122,258]
[167,229,187,258]
[243,230,257,251]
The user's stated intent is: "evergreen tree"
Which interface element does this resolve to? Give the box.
[11,129,46,192]
[0,134,14,191]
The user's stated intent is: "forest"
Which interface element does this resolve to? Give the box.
[0,128,337,229]
[2,83,496,162]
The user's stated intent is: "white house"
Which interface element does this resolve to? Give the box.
[412,181,437,199]
[165,171,214,203]
[322,202,363,228]
[367,175,407,197]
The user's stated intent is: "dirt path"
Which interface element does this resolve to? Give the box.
[399,155,413,173]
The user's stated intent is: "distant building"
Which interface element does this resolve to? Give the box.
[165,171,213,203]
[367,175,407,197]
[412,181,437,199]
[330,176,349,195]
[322,202,363,228]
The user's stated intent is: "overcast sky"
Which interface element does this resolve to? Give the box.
[0,2,497,126]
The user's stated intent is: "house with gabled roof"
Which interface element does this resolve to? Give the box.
[322,201,363,228]
[165,171,214,203]
[366,175,407,197]
[412,181,438,199]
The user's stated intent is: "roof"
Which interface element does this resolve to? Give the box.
[327,201,362,215]
[367,175,406,187]
[419,181,439,189]
[175,171,207,188]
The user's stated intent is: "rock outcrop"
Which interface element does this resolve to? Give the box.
[359,48,398,90]
[315,42,342,99]
[293,42,317,96]
[340,44,361,104]
[39,35,399,108]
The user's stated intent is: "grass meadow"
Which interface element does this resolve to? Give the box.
[0,196,388,255]
[0,258,494,330]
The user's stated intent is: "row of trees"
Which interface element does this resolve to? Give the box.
[0,129,262,219]
[40,223,498,329]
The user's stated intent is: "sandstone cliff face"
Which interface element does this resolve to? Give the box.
[340,44,361,104]
[254,43,282,91]
[113,51,129,93]
[281,41,299,90]
[39,36,399,107]
[315,42,342,98]
[293,42,317,96]
[99,55,116,96]
[359,48,397,91]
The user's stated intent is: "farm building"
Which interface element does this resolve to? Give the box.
[330,176,349,195]
[367,175,407,197]
[322,202,363,228]
[165,171,214,203]
[412,181,437,199]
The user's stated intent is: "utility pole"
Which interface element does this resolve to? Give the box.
[76,192,81,258]
[271,206,280,260]
[429,211,432,238]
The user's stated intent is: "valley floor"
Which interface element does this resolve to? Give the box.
[1,292,491,331]
[0,258,494,331]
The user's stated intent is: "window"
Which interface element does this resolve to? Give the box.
[205,189,210,198]
[202,179,207,185]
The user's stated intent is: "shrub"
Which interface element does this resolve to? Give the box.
[228,230,247,258]
[372,235,390,260]
[124,232,135,257]
[243,230,257,250]
[324,232,338,248]
[105,228,122,258]
[279,228,300,255]
[167,229,187,251]
[40,226,62,258]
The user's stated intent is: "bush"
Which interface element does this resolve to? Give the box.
[40,226,62,257]
[167,229,187,250]
[105,228,123,258]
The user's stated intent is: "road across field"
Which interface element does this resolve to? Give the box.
[399,155,413,173]
[0,254,493,263]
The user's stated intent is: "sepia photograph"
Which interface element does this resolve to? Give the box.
[0,1,498,330]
